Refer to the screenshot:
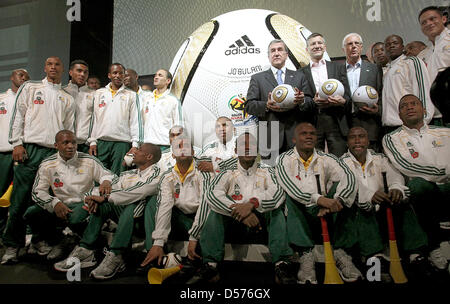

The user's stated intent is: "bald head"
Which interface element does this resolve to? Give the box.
[55,130,75,143]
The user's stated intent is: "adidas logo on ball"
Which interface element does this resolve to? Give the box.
[225,35,260,56]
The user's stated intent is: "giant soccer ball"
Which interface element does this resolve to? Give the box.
[169,9,329,149]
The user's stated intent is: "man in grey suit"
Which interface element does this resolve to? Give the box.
[300,33,351,157]
[245,39,313,164]
[342,33,383,152]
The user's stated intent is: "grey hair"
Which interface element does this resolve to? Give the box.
[342,33,363,49]
[267,39,288,54]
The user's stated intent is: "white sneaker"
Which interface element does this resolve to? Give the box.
[90,251,125,280]
[334,249,363,282]
[1,247,19,264]
[428,248,448,270]
[28,241,52,256]
[297,249,317,284]
[47,235,77,261]
[54,245,96,272]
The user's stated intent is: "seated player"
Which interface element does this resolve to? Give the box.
[275,122,361,283]
[191,132,296,284]
[23,130,115,261]
[341,126,428,280]
[140,135,213,269]
[383,94,450,274]
[197,116,237,173]
[157,125,200,172]
[53,143,162,279]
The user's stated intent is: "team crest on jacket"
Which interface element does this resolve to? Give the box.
[53,178,63,188]
[231,184,243,201]
[33,96,44,104]
[409,148,419,159]
[432,140,444,148]
[174,182,180,199]
[0,105,6,115]
[99,100,106,108]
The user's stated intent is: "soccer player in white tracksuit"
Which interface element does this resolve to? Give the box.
[275,122,361,284]
[54,143,162,280]
[88,63,143,176]
[141,69,182,150]
[2,57,75,265]
[196,132,295,284]
[198,116,237,174]
[24,130,115,260]
[382,35,435,131]
[383,94,450,272]
[0,69,29,236]
[141,136,213,269]
[341,127,427,276]
[63,60,95,154]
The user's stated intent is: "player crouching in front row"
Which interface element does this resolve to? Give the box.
[189,132,297,284]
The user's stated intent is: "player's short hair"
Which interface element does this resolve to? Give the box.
[418,6,443,20]
[69,59,89,70]
[306,33,326,46]
[108,63,126,73]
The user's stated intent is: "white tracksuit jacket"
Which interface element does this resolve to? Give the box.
[152,163,213,246]
[275,148,357,208]
[141,90,182,145]
[9,78,75,148]
[382,124,450,184]
[340,149,409,211]
[63,82,95,145]
[199,137,237,173]
[427,28,450,83]
[0,89,16,152]
[382,55,434,127]
[88,83,143,148]
[207,157,285,217]
[32,152,116,213]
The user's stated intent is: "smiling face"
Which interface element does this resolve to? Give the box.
[419,9,447,41]
[268,41,288,69]
[108,64,125,89]
[306,35,326,61]
[293,123,317,154]
[347,127,369,160]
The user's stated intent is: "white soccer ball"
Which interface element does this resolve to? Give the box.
[318,79,345,99]
[162,252,182,269]
[169,9,329,149]
[352,85,379,108]
[271,84,296,109]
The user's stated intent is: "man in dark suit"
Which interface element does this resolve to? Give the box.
[301,33,351,157]
[342,33,383,152]
[245,39,313,165]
